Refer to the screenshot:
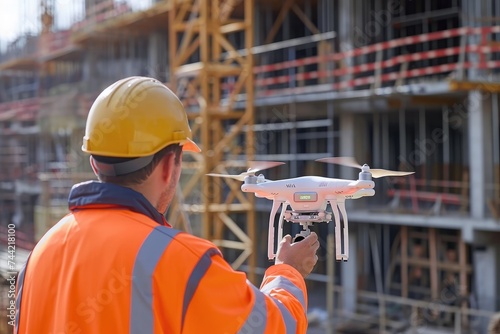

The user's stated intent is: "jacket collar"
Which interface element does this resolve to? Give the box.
[68,180,169,226]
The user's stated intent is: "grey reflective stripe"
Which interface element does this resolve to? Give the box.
[260,276,306,310]
[238,284,267,334]
[130,226,180,333]
[181,248,221,332]
[93,155,155,176]
[272,299,297,334]
[15,254,30,334]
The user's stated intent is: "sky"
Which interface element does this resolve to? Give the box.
[0,0,40,51]
[0,0,83,51]
[0,0,23,47]
[0,0,151,50]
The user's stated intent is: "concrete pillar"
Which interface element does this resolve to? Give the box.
[147,32,167,82]
[473,246,497,310]
[339,113,356,179]
[339,113,368,179]
[338,0,375,55]
[472,244,499,332]
[82,47,98,89]
[338,113,363,314]
[468,91,494,219]
[462,0,492,79]
[468,91,491,219]
[484,96,495,202]
[337,0,355,84]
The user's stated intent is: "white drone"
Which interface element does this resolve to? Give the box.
[208,157,413,262]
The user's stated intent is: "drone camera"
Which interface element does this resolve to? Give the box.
[293,235,305,242]
[292,223,312,243]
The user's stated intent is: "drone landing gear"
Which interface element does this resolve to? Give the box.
[267,203,350,262]
[283,208,349,262]
[331,201,349,262]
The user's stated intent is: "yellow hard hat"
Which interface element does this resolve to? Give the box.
[82,76,200,158]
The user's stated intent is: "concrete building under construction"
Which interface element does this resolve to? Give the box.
[1,0,499,333]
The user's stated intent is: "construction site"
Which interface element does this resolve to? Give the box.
[1,0,500,333]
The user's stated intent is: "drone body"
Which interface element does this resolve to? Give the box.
[207,157,414,262]
[241,175,375,211]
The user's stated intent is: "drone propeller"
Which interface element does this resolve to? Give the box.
[247,161,285,174]
[207,161,284,181]
[316,157,414,179]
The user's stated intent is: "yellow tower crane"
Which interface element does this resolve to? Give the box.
[167,0,257,281]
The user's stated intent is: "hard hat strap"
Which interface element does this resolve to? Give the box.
[93,155,155,176]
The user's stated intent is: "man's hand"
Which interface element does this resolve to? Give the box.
[275,232,319,278]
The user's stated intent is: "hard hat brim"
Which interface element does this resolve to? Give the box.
[182,138,201,153]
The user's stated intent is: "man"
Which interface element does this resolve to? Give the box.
[15,76,319,333]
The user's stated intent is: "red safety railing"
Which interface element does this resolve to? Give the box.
[71,1,133,32]
[172,25,500,106]
[387,175,470,214]
[253,26,500,97]
[70,0,169,33]
[44,30,78,56]
[0,98,39,122]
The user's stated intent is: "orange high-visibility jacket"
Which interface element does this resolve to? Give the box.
[15,181,308,333]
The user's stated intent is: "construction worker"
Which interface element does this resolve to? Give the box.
[15,76,319,333]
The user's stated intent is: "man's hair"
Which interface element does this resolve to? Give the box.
[92,144,182,185]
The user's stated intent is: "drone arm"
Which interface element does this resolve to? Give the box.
[268,200,281,260]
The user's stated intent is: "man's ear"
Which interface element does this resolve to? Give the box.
[89,156,99,177]
[161,152,175,182]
